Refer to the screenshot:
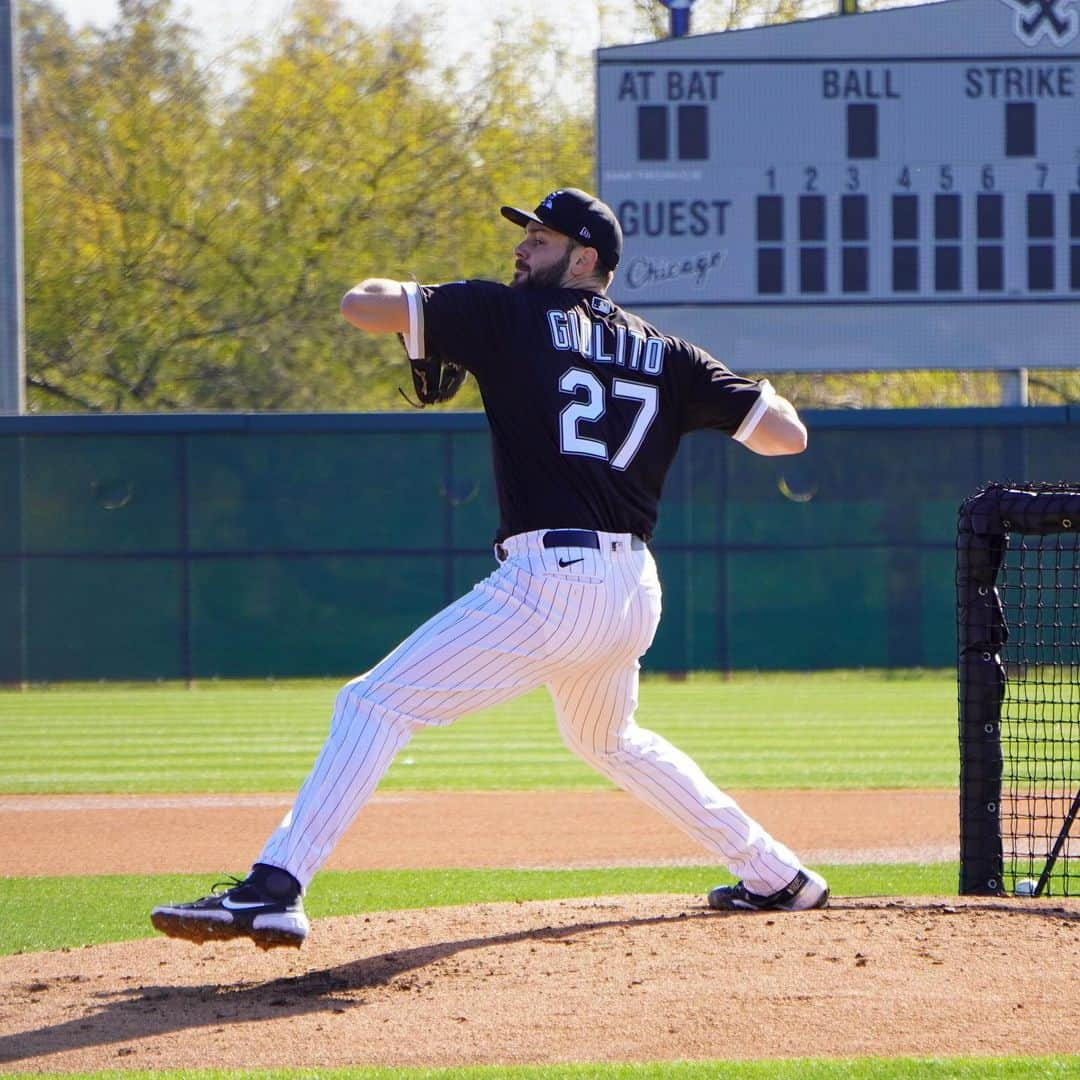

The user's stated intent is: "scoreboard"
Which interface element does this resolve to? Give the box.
[595,0,1080,371]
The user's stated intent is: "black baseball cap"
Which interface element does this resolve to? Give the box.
[500,188,623,271]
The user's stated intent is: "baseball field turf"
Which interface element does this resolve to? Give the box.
[2,670,1078,1078]
[0,669,956,794]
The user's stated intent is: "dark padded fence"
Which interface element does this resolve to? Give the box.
[1,406,1078,682]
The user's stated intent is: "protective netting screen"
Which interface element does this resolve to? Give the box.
[957,481,1080,897]
[998,527,1080,896]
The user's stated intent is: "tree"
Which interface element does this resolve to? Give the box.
[20,0,592,411]
[201,1,593,411]
[22,0,225,409]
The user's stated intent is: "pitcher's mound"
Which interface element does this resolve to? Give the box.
[2,894,1078,1072]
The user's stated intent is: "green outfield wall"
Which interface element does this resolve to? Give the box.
[1,407,1077,682]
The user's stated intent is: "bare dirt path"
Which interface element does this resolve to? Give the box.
[0,789,957,875]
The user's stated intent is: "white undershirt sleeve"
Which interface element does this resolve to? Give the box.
[401,281,425,359]
[732,379,776,445]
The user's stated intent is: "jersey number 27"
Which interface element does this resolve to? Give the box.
[558,368,658,472]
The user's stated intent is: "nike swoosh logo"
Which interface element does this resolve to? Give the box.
[558,557,585,567]
[221,896,269,910]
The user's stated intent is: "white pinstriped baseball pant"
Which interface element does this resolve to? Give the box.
[259,529,806,895]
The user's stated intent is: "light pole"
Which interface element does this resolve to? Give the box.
[661,0,694,38]
[0,0,25,415]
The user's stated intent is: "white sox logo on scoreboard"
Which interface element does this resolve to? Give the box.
[1002,0,1079,46]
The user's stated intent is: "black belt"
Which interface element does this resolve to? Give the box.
[542,529,645,551]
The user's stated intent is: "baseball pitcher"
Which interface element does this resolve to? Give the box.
[151,188,828,949]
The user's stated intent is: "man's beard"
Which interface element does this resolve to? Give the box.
[510,247,573,290]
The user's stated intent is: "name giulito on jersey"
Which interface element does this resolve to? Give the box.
[545,307,667,376]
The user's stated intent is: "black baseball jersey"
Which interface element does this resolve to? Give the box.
[418,280,767,543]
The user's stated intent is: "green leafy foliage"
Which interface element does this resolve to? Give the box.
[20,0,592,411]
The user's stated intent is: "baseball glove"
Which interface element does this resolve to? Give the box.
[398,336,467,407]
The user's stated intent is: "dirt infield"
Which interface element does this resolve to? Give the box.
[0,789,958,875]
[2,790,1079,1071]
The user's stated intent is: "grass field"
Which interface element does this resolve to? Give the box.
[3,671,1077,1079]
[0,667,962,959]
[0,669,957,793]
[0,862,958,956]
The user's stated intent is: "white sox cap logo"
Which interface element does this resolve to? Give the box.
[499,188,624,270]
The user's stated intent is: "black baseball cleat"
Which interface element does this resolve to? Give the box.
[707,868,829,912]
[151,863,309,950]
